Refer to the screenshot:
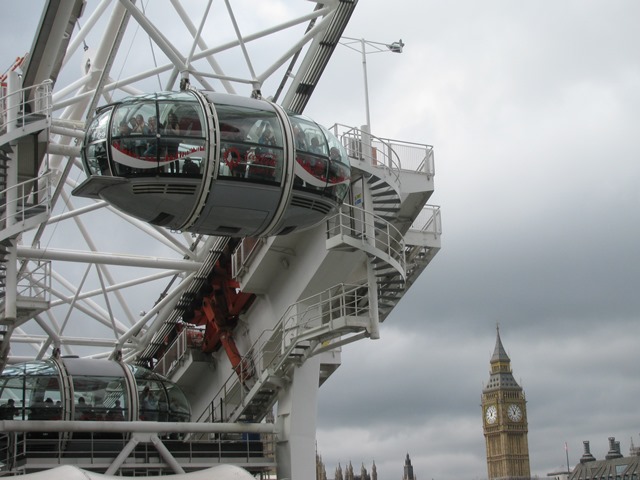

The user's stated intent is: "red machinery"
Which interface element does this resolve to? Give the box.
[188,258,255,380]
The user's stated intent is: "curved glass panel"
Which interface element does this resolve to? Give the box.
[165,383,190,422]
[0,361,61,420]
[138,379,168,421]
[72,375,128,421]
[216,103,284,184]
[109,94,206,177]
[290,115,350,202]
[128,364,189,422]
[288,114,350,202]
[290,116,329,194]
[84,108,112,176]
[321,125,350,202]
[0,361,189,424]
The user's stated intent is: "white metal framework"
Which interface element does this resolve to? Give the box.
[0,1,441,478]
[1,0,358,363]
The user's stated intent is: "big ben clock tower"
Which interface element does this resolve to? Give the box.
[482,327,531,480]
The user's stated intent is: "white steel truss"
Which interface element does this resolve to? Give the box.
[1,0,357,363]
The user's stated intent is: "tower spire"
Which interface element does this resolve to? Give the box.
[403,453,415,480]
[482,327,530,480]
[491,323,510,363]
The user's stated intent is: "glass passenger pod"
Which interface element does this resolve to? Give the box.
[262,114,351,236]
[86,92,208,178]
[289,114,350,203]
[80,91,350,237]
[0,359,190,424]
[190,92,291,237]
[82,91,213,233]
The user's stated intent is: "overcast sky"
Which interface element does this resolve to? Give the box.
[3,1,640,479]
[309,1,640,479]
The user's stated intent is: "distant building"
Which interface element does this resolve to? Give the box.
[482,327,532,480]
[568,437,640,480]
[334,460,373,480]
[403,453,417,480]
[318,455,412,480]
[317,452,328,480]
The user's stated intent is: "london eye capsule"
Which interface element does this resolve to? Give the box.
[73,91,351,237]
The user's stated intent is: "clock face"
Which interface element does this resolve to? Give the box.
[507,404,523,422]
[485,405,497,424]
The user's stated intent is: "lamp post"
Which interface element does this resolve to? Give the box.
[339,37,403,342]
[340,36,404,132]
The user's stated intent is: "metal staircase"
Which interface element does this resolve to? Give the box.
[335,125,441,321]
[125,122,439,458]
[370,174,402,225]
[0,79,53,369]
[191,282,372,429]
[190,192,414,426]
[168,125,441,429]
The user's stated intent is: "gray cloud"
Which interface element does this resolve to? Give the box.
[313,0,640,479]
[4,1,640,479]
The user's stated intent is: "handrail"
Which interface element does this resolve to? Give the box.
[0,425,275,475]
[416,146,436,180]
[200,206,408,425]
[231,236,267,279]
[326,203,406,271]
[331,123,435,179]
[411,204,442,238]
[152,326,188,377]
[332,124,402,188]
[0,79,52,137]
[195,283,370,426]
[0,171,52,230]
[16,260,51,303]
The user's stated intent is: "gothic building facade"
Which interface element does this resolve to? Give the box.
[331,460,376,480]
[402,453,416,480]
[482,327,531,480]
[317,454,417,480]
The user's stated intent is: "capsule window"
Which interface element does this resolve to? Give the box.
[137,380,168,422]
[216,103,284,184]
[129,364,185,422]
[321,125,350,202]
[288,116,350,202]
[290,116,330,194]
[72,375,128,421]
[107,98,207,177]
[83,109,112,176]
[0,361,61,421]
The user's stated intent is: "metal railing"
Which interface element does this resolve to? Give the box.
[0,80,52,137]
[206,207,407,426]
[326,204,406,271]
[411,205,442,238]
[332,123,435,179]
[152,327,188,378]
[0,428,275,475]
[151,327,206,378]
[16,260,51,303]
[231,236,267,280]
[0,172,52,231]
[333,124,402,188]
[195,283,370,427]
[278,282,370,346]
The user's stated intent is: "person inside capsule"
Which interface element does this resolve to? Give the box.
[0,360,191,425]
[79,91,350,237]
[84,92,348,193]
[91,93,206,178]
[289,115,350,202]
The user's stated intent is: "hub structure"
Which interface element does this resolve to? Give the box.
[0,1,441,479]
